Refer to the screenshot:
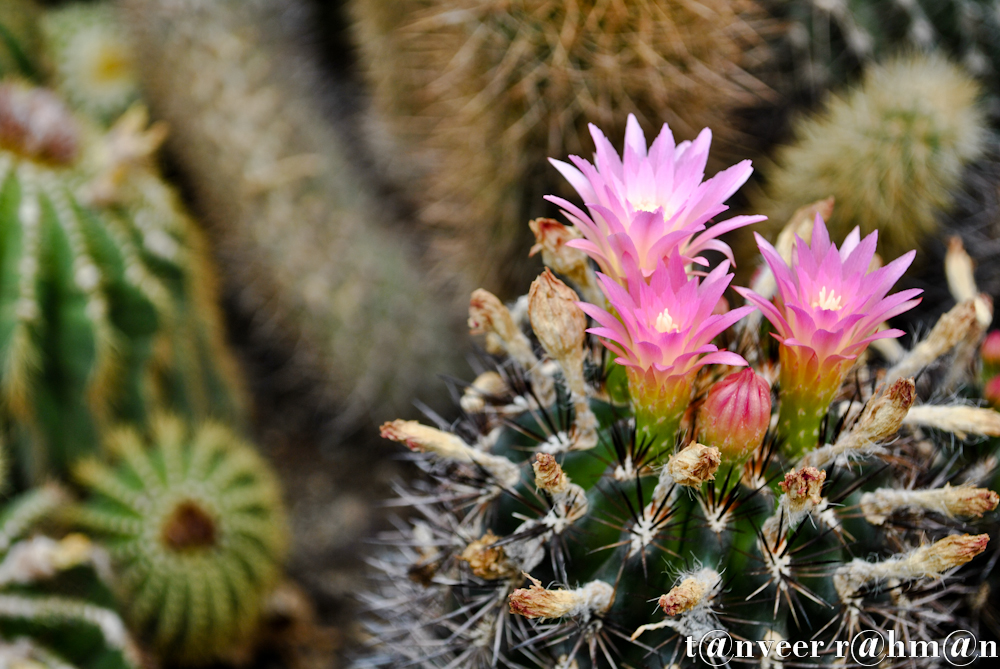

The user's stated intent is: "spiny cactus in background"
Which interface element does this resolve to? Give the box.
[0,0,39,79]
[0,81,244,482]
[41,2,140,124]
[119,0,463,437]
[362,117,1000,668]
[782,0,1000,101]
[73,414,288,665]
[750,54,987,264]
[348,0,778,296]
[0,444,138,669]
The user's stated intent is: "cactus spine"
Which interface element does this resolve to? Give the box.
[73,414,288,665]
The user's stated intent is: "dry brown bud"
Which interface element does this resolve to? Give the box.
[533,453,569,495]
[861,485,1000,525]
[459,531,517,580]
[460,371,508,414]
[666,443,721,487]
[780,467,826,513]
[469,289,519,342]
[657,577,709,616]
[909,533,990,575]
[528,269,587,362]
[887,301,979,383]
[508,574,613,621]
[529,219,588,277]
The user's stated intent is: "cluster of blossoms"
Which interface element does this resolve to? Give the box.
[549,113,921,459]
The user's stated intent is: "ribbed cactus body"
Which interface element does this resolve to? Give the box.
[0,83,244,482]
[73,414,288,665]
[348,0,778,296]
[365,246,1000,667]
[0,0,40,79]
[752,54,987,263]
[0,469,138,669]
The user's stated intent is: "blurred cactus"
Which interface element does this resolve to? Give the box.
[782,0,1000,101]
[0,446,138,669]
[361,120,1000,667]
[751,54,987,262]
[348,0,778,295]
[73,414,288,665]
[0,81,244,482]
[119,0,463,437]
[41,2,139,124]
[0,0,40,80]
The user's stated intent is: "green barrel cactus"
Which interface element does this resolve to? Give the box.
[0,0,40,80]
[72,414,288,665]
[362,116,1000,667]
[0,442,138,669]
[0,81,244,482]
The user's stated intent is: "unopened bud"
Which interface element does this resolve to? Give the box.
[509,574,613,621]
[460,371,508,414]
[459,530,517,580]
[657,569,718,616]
[907,533,990,575]
[697,369,771,462]
[780,467,826,513]
[665,443,721,487]
[861,484,1000,525]
[469,289,535,362]
[982,331,1000,366]
[529,218,588,276]
[380,420,520,487]
[533,453,569,495]
[528,269,586,362]
[887,301,978,383]
[985,376,1000,408]
[903,404,1000,438]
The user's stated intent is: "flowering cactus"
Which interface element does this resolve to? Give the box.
[736,217,923,456]
[362,117,1000,668]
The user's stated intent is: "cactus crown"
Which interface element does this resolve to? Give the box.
[73,414,288,665]
[364,116,1000,668]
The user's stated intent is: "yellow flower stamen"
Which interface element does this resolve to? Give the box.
[812,286,843,311]
[654,308,680,334]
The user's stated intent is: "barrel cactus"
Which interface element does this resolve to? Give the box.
[72,414,288,665]
[363,116,1000,667]
[0,81,244,482]
[751,53,987,264]
[0,442,138,669]
[348,0,778,296]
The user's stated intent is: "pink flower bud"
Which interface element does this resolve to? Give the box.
[982,330,1000,365]
[697,369,771,461]
[984,376,1000,408]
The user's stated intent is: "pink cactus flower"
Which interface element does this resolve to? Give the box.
[697,369,772,462]
[546,114,764,284]
[735,215,922,456]
[578,252,753,455]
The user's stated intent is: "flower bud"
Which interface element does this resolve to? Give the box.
[779,467,826,513]
[459,531,517,580]
[656,569,719,616]
[982,330,1000,365]
[985,376,1000,408]
[528,269,586,362]
[665,443,721,487]
[528,219,589,279]
[509,574,613,621]
[697,369,771,461]
[533,453,568,495]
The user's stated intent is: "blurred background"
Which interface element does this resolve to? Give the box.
[1,0,1000,667]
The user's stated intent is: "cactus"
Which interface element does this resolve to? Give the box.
[41,2,140,125]
[0,442,138,669]
[782,0,1000,102]
[750,54,988,264]
[117,0,465,436]
[348,0,778,296]
[0,0,40,80]
[72,414,288,665]
[362,117,1000,667]
[0,81,245,482]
